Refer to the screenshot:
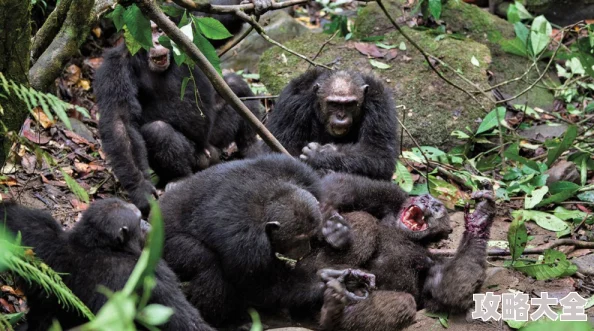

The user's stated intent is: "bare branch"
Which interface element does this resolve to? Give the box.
[217,26,254,57]
[430,239,594,257]
[172,0,307,14]
[136,0,290,155]
[31,0,73,62]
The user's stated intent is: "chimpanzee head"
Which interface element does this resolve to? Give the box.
[70,199,150,253]
[148,22,171,72]
[264,185,323,260]
[391,194,452,243]
[314,71,368,137]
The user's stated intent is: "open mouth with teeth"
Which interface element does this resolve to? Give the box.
[150,54,168,67]
[401,205,428,231]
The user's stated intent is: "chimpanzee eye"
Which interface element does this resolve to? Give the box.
[157,28,163,34]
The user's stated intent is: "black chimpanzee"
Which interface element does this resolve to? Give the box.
[0,199,214,331]
[95,2,265,216]
[262,68,399,180]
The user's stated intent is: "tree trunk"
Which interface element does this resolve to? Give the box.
[0,0,32,166]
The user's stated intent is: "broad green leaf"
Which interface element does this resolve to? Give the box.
[249,309,263,331]
[513,249,576,280]
[425,311,448,328]
[193,17,233,40]
[521,321,592,331]
[376,42,397,49]
[451,130,470,139]
[512,210,569,232]
[123,4,152,50]
[524,186,548,209]
[536,182,580,207]
[529,15,551,56]
[549,181,580,195]
[568,57,585,75]
[410,183,429,196]
[476,107,506,135]
[500,37,528,57]
[84,292,136,330]
[546,125,577,166]
[161,4,185,17]
[61,170,89,203]
[508,218,527,261]
[107,4,126,31]
[513,22,529,44]
[506,320,528,329]
[394,161,413,193]
[193,25,221,75]
[399,42,407,50]
[428,175,460,210]
[369,59,391,69]
[511,2,533,22]
[504,143,541,173]
[412,146,446,161]
[586,296,594,309]
[428,0,442,20]
[553,206,588,221]
[401,151,425,163]
[123,26,143,56]
[137,304,174,326]
[180,76,191,101]
[577,191,594,202]
[470,56,480,67]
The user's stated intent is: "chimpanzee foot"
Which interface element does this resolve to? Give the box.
[322,213,352,249]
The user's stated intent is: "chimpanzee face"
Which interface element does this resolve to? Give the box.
[394,194,452,243]
[315,71,368,137]
[148,22,171,73]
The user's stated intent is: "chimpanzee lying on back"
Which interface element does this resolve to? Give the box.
[0,199,213,331]
[259,69,399,180]
[95,2,266,216]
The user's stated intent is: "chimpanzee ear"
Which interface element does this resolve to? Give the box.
[313,83,321,92]
[265,221,281,235]
[119,226,130,245]
[361,84,369,94]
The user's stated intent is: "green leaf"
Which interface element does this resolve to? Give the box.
[512,210,569,232]
[394,161,413,193]
[123,26,143,56]
[522,321,592,331]
[577,191,594,202]
[193,17,232,40]
[549,181,580,195]
[529,15,552,56]
[161,4,185,17]
[524,186,548,209]
[369,59,391,69]
[513,249,576,280]
[476,107,506,135]
[428,175,460,210]
[192,25,221,75]
[376,42,397,49]
[123,4,153,50]
[107,4,126,31]
[85,292,136,330]
[513,21,529,44]
[586,295,594,309]
[504,143,541,173]
[546,125,578,167]
[180,76,191,101]
[505,320,528,329]
[553,206,588,221]
[249,309,263,331]
[412,146,446,161]
[508,218,527,261]
[450,130,470,139]
[61,170,89,203]
[137,304,174,326]
[428,0,441,20]
[500,37,529,57]
[470,55,480,67]
[399,41,407,50]
[424,311,449,328]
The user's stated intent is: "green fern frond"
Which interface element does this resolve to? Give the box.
[0,313,13,331]
[0,72,89,130]
[0,239,95,321]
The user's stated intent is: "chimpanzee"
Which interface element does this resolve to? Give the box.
[158,154,333,326]
[0,199,214,331]
[297,188,496,331]
[262,69,399,180]
[95,7,264,216]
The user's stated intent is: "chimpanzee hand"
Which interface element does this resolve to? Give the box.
[318,268,376,302]
[240,0,273,15]
[128,180,158,217]
[464,187,496,238]
[322,213,352,250]
[300,143,338,164]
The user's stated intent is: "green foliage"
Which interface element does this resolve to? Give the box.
[508,218,527,262]
[394,161,413,193]
[0,231,94,321]
[0,73,89,131]
[61,170,90,204]
[317,0,351,38]
[249,309,263,331]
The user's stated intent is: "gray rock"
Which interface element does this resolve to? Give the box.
[519,124,568,142]
[573,254,594,275]
[68,117,96,143]
[221,10,310,72]
[545,160,580,185]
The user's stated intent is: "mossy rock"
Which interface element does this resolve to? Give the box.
[259,28,493,150]
[354,0,556,110]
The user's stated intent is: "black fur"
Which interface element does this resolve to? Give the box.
[0,199,213,331]
[95,46,262,216]
[159,154,325,327]
[263,69,398,180]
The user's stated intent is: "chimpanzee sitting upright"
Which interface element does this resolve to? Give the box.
[263,68,399,180]
[95,4,264,216]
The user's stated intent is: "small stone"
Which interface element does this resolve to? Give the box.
[545,160,580,185]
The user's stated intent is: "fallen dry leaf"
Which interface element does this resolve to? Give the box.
[353,42,386,58]
[74,160,105,174]
[32,107,55,129]
[92,26,102,38]
[77,79,91,91]
[63,130,93,146]
[384,49,399,61]
[0,298,15,313]
[64,64,82,86]
[0,176,18,186]
[70,199,89,211]
[1,286,17,296]
[21,154,37,174]
[21,118,52,145]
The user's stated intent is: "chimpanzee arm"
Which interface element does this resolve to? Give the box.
[301,75,399,180]
[422,190,496,313]
[319,173,409,221]
[95,46,156,215]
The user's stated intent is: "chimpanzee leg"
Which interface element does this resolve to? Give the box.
[141,121,203,185]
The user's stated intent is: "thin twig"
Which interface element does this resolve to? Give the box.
[136,0,290,155]
[395,115,430,190]
[430,239,594,256]
[310,29,339,65]
[233,10,332,69]
[239,95,278,100]
[171,0,307,14]
[217,26,254,57]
